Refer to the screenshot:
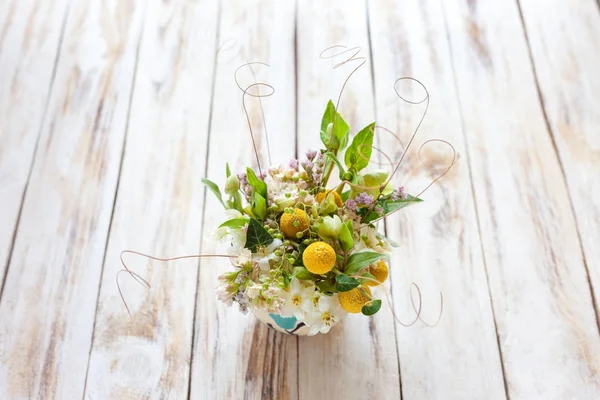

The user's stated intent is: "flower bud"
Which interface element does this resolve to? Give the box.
[224,173,240,194]
[318,215,343,239]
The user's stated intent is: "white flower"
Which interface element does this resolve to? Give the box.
[236,249,252,266]
[246,284,262,300]
[253,239,282,271]
[304,294,345,335]
[212,209,247,255]
[280,278,316,321]
[216,285,234,306]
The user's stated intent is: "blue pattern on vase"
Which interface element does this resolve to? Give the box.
[269,313,297,330]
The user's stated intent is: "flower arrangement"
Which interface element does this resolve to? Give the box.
[204,101,422,336]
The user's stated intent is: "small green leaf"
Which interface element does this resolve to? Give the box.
[339,222,354,252]
[201,178,225,207]
[245,219,274,252]
[320,100,350,150]
[324,152,346,179]
[341,190,351,202]
[345,250,387,275]
[218,217,249,229]
[362,170,388,188]
[361,299,382,316]
[360,272,377,285]
[293,267,314,280]
[246,167,267,199]
[335,274,360,292]
[345,122,375,171]
[316,280,337,294]
[253,192,267,220]
[383,194,423,214]
[226,162,231,178]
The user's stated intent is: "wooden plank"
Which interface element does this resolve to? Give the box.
[441,0,600,397]
[0,0,145,398]
[83,0,219,398]
[296,1,402,398]
[0,0,69,292]
[518,0,600,320]
[188,0,298,398]
[368,0,507,398]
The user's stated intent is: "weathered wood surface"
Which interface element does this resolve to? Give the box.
[518,0,600,322]
[0,0,69,296]
[368,0,507,398]
[442,0,600,398]
[0,0,599,399]
[84,0,218,398]
[0,0,145,398]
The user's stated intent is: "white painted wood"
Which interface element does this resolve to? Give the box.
[519,0,600,319]
[189,0,298,398]
[296,1,402,398]
[83,0,219,398]
[368,0,507,398]
[0,0,145,398]
[0,0,69,289]
[442,0,600,397]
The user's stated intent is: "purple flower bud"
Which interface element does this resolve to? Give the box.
[305,150,317,161]
[355,192,374,205]
[289,159,299,170]
[345,199,358,211]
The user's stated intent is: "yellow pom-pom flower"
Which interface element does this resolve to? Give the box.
[316,190,343,207]
[302,242,336,274]
[280,208,310,239]
[338,286,372,313]
[365,260,389,286]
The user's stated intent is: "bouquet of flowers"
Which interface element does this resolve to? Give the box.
[204,101,421,336]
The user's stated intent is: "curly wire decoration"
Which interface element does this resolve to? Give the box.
[234,62,275,176]
[117,250,236,315]
[318,45,367,189]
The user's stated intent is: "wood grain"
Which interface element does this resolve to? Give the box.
[296,1,402,398]
[188,0,299,398]
[0,0,69,293]
[441,0,600,397]
[368,0,507,398]
[518,0,600,320]
[0,0,145,398]
[84,0,219,398]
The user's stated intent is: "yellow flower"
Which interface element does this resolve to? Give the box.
[365,260,389,286]
[338,286,372,313]
[280,208,310,239]
[316,190,343,207]
[302,242,336,274]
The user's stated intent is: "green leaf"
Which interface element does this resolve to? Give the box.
[253,192,267,220]
[320,100,350,150]
[201,178,225,207]
[294,243,308,266]
[360,272,377,285]
[226,162,231,178]
[344,122,375,171]
[293,267,314,280]
[362,169,388,189]
[341,190,351,202]
[245,218,274,252]
[218,217,249,229]
[335,274,360,292]
[316,280,337,294]
[324,152,346,179]
[361,299,382,316]
[246,167,267,199]
[345,250,387,275]
[339,222,354,252]
[383,194,423,214]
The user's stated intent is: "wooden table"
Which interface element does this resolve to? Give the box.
[1,0,599,398]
